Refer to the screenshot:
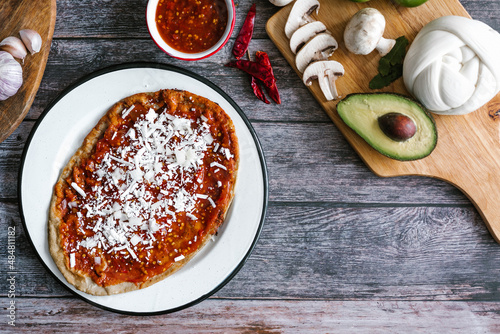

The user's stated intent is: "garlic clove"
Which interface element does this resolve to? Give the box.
[19,29,42,54]
[0,36,27,61]
[0,51,23,101]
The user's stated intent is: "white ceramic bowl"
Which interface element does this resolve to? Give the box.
[146,0,235,61]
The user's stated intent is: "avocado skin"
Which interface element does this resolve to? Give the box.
[337,93,437,161]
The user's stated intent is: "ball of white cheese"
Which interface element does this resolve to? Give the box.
[403,16,500,115]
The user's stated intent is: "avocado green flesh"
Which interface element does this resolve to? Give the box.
[337,94,437,161]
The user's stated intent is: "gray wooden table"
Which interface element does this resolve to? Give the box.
[2,0,500,332]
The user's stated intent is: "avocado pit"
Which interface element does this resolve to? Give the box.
[378,112,416,142]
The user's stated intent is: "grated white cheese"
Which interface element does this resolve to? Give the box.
[210,162,227,170]
[71,182,86,198]
[174,254,185,262]
[223,148,234,160]
[68,104,229,264]
[122,105,135,119]
[109,155,133,167]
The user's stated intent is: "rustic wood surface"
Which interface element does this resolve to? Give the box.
[0,0,56,144]
[267,0,500,243]
[1,0,500,332]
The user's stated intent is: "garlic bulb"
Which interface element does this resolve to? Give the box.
[0,36,28,61]
[403,16,500,115]
[0,51,23,101]
[19,29,42,54]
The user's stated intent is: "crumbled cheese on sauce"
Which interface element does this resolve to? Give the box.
[68,105,233,264]
[71,182,86,198]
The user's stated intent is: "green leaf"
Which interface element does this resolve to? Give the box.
[378,36,409,75]
[379,57,391,76]
[385,36,409,65]
[371,36,409,88]
[369,64,403,89]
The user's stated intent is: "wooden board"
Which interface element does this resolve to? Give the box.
[266,0,500,242]
[0,0,56,143]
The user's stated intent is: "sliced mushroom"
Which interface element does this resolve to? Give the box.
[284,0,320,38]
[295,33,338,73]
[269,0,294,6]
[289,21,328,54]
[303,60,345,101]
[343,8,396,56]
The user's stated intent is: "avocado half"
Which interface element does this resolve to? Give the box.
[337,93,437,161]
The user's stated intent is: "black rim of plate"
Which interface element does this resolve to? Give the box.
[17,62,269,316]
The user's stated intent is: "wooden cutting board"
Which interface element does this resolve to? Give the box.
[267,0,500,242]
[0,0,56,143]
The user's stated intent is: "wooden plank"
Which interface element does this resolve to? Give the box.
[23,38,322,122]
[49,0,500,39]
[4,121,466,204]
[221,205,500,300]
[51,1,280,39]
[7,298,500,332]
[460,0,500,29]
[0,0,56,143]
[266,0,500,242]
[6,201,500,300]
[3,0,500,331]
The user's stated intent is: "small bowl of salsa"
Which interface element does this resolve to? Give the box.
[146,0,235,60]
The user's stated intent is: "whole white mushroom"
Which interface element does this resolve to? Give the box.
[344,8,395,56]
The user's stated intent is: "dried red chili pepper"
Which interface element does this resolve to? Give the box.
[225,60,274,87]
[232,3,256,60]
[255,51,281,104]
[250,76,270,104]
[226,59,281,104]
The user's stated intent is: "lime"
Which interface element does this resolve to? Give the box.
[393,0,428,7]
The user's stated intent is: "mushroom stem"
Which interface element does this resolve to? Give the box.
[303,61,344,101]
[327,70,340,100]
[376,37,396,56]
[317,70,341,101]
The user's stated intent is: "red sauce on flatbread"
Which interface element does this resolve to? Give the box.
[53,90,238,288]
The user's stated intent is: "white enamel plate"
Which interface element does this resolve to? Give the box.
[19,63,268,315]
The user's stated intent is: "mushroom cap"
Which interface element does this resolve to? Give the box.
[295,33,338,73]
[302,60,345,84]
[269,0,294,7]
[343,8,386,55]
[289,21,328,54]
[284,0,320,38]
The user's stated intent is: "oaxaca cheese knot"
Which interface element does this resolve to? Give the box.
[403,16,500,115]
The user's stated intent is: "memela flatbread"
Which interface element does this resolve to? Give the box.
[49,89,239,296]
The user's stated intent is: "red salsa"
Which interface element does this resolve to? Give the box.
[156,0,228,53]
[54,90,238,288]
